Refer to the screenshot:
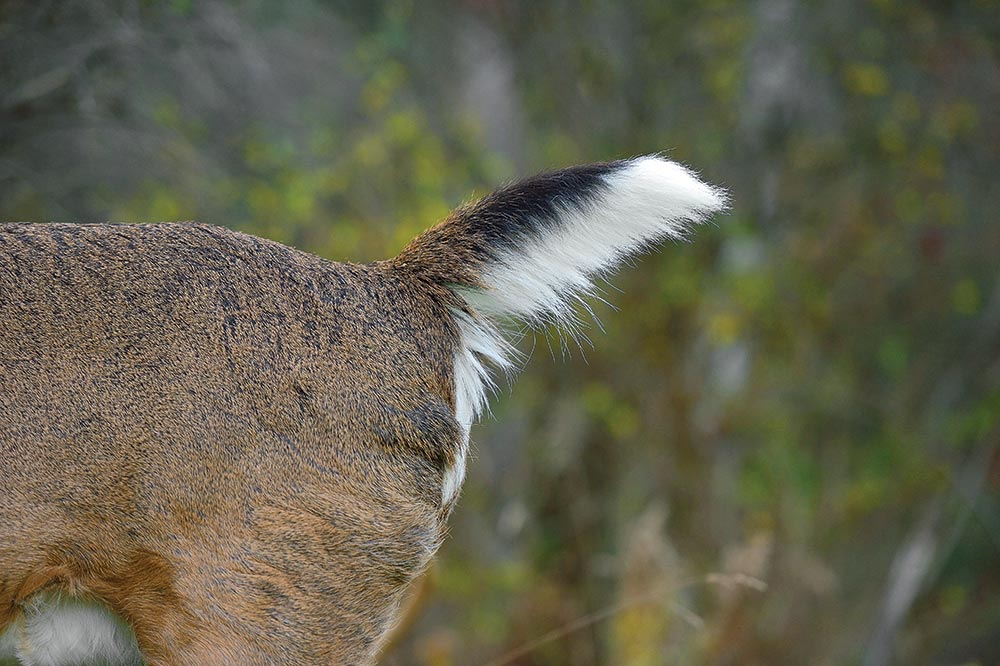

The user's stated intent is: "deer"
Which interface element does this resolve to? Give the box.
[0,155,727,665]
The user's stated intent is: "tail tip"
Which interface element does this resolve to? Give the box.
[610,154,731,223]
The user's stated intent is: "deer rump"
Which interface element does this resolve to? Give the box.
[0,156,726,666]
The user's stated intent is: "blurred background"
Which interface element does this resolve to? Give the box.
[2,1,998,664]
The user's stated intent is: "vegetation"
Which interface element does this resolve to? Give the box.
[2,1,998,663]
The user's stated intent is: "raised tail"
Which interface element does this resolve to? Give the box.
[393,155,728,503]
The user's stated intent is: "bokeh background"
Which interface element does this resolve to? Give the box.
[2,1,999,664]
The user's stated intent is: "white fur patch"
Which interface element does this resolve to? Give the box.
[441,309,514,505]
[0,590,142,666]
[440,156,727,505]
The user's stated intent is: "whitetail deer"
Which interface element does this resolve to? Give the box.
[0,156,726,665]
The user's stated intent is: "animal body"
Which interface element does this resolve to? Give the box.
[0,156,727,665]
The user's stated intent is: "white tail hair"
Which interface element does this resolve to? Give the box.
[396,155,729,503]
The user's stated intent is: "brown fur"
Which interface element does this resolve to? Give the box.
[0,223,462,664]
